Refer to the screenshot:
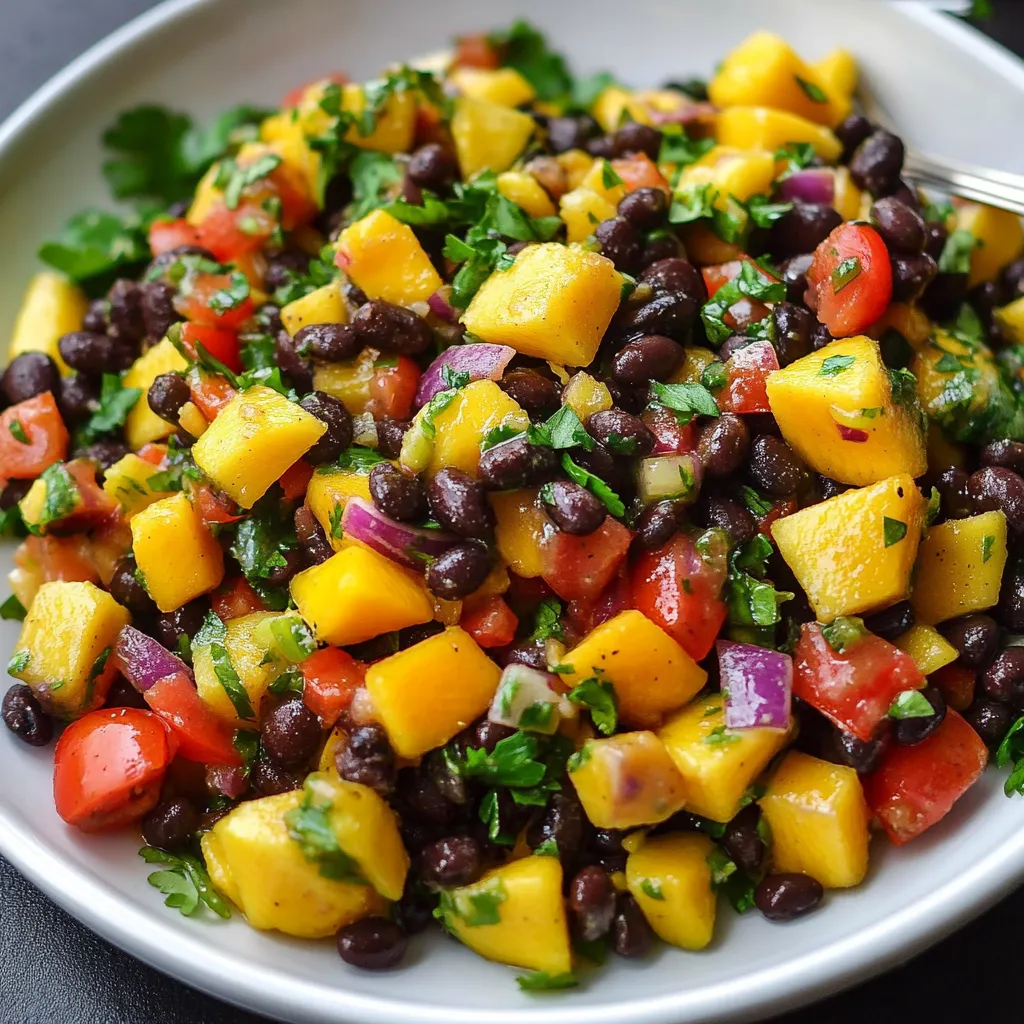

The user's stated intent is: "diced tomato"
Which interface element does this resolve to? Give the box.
[568,569,632,637]
[701,257,777,299]
[793,622,924,742]
[642,404,698,455]
[15,534,99,586]
[180,322,242,374]
[176,271,255,330]
[144,672,242,765]
[723,297,772,333]
[136,443,168,466]
[453,34,501,68]
[211,576,264,620]
[930,664,976,712]
[461,595,519,648]
[189,481,244,526]
[806,223,893,338]
[189,373,237,421]
[863,709,988,845]
[631,528,729,661]
[301,647,366,728]
[367,356,421,421]
[612,154,671,195]
[268,162,318,230]
[543,517,632,604]
[53,708,176,831]
[281,72,348,109]
[196,202,273,263]
[48,459,120,532]
[279,460,314,504]
[717,340,780,415]
[757,496,798,537]
[148,217,203,256]
[0,393,69,484]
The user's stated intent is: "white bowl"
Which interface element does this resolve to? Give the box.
[2,1,1024,1021]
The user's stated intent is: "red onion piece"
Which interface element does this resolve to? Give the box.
[636,453,703,506]
[206,765,249,799]
[414,343,516,409]
[340,497,460,569]
[113,625,191,692]
[487,664,572,734]
[426,286,458,324]
[837,424,869,443]
[774,169,835,207]
[718,639,793,730]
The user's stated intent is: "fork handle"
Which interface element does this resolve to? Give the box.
[904,153,1024,217]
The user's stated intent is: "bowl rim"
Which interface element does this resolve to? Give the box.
[2,2,1024,1022]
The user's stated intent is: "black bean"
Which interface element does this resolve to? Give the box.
[640,256,707,301]
[146,244,217,279]
[1,684,52,746]
[78,439,130,471]
[586,409,655,457]
[56,374,98,425]
[585,135,615,159]
[941,614,999,669]
[478,435,559,490]
[697,414,750,478]
[616,292,697,341]
[291,504,331,567]
[612,121,662,160]
[394,886,436,935]
[849,130,905,197]
[755,873,824,921]
[264,548,303,587]
[611,892,654,957]
[595,217,642,274]
[967,466,1024,532]
[336,725,396,795]
[153,599,208,653]
[772,303,814,367]
[499,369,562,418]
[721,804,765,874]
[921,272,969,323]
[1003,258,1024,300]
[425,542,492,600]
[147,372,190,423]
[375,418,409,459]
[890,180,922,213]
[890,253,938,303]
[419,835,482,888]
[106,279,146,345]
[264,249,312,291]
[0,479,31,510]
[639,232,684,268]
[703,495,757,546]
[398,766,458,826]
[141,798,198,852]
[569,865,616,942]
[810,322,833,351]
[618,188,668,230]
[527,792,586,862]
[82,299,109,334]
[406,143,459,192]
[937,466,975,521]
[997,559,1024,632]
[829,725,891,775]
[891,685,946,746]
[547,115,597,153]
[274,330,314,394]
[2,353,60,405]
[399,622,445,650]
[503,641,547,673]
[779,254,814,304]
[108,555,157,617]
[262,699,321,768]
[56,331,127,377]
[870,197,926,254]
[983,648,1024,709]
[369,462,427,521]
[337,917,407,970]
[835,114,874,162]
[352,301,432,355]
[299,391,353,465]
[964,699,1013,747]
[251,759,304,796]
[768,203,843,260]
[590,828,628,872]
[749,435,807,496]
[428,468,494,539]
[472,719,517,753]
[612,334,683,386]
[572,441,633,499]
[141,281,182,341]
[295,323,360,362]
[633,499,685,551]
[543,479,606,535]
[862,601,914,641]
[973,280,1012,332]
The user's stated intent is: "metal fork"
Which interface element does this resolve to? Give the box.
[857,78,1024,215]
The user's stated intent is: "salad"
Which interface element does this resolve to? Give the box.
[3,20,1024,989]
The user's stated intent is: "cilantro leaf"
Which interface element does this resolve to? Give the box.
[75,373,141,446]
[139,846,231,918]
[701,262,786,345]
[650,381,720,422]
[0,594,26,622]
[348,151,403,220]
[820,615,867,654]
[447,731,548,788]
[567,677,618,735]
[831,256,862,294]
[888,689,935,719]
[543,405,594,450]
[284,776,365,882]
[490,21,572,100]
[516,971,578,991]
[659,126,715,168]
[36,463,80,529]
[640,878,666,900]
[739,485,773,518]
[560,453,625,517]
[38,209,151,293]
[883,516,908,547]
[229,493,296,609]
[794,75,828,103]
[938,229,979,275]
[436,877,508,928]
[820,354,856,377]
[529,598,565,642]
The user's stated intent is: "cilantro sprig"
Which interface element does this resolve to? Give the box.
[139,846,231,918]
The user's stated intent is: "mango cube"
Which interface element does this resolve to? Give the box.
[306,467,374,550]
[956,201,1024,288]
[569,730,687,829]
[260,111,321,198]
[335,209,443,307]
[451,96,536,178]
[814,48,859,100]
[122,339,189,450]
[579,159,627,208]
[365,626,501,758]
[658,693,791,822]
[280,280,347,337]
[102,453,176,517]
[678,146,776,204]
[496,171,556,218]
[995,296,1024,344]
[192,386,325,509]
[561,610,707,729]
[912,511,1008,624]
[9,271,87,373]
[772,474,925,621]
[559,187,618,244]
[626,833,716,950]
[341,84,417,154]
[894,624,959,677]
[562,371,613,420]
[765,336,927,486]
[556,149,596,191]
[760,751,871,888]
[449,67,536,108]
[131,493,224,612]
[491,488,550,578]
[290,543,432,648]
[9,580,129,718]
[715,106,842,163]
[462,243,623,367]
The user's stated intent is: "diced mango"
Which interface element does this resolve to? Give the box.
[658,693,791,822]
[579,159,627,208]
[312,346,377,415]
[335,209,443,306]
[290,544,432,648]
[562,371,613,420]
[831,166,864,222]
[9,580,129,718]
[912,511,1008,624]
[956,201,1024,288]
[177,401,208,439]
[894,624,959,676]
[438,856,571,975]
[449,66,536,108]
[679,221,744,266]
[670,346,717,385]
[462,243,623,367]
[451,96,536,178]
[9,271,88,372]
[760,750,871,888]
[626,833,716,950]
[341,84,417,154]
[561,610,706,729]
[678,146,776,204]
[765,336,927,486]
[559,187,618,244]
[556,149,596,191]
[491,488,551,578]
[306,467,374,550]
[280,280,347,337]
[592,86,643,131]
[130,493,224,612]
[715,107,842,163]
[772,474,925,621]
[569,731,687,829]
[866,301,932,350]
[496,171,557,218]
[102,454,176,517]
[995,296,1024,344]
[814,48,859,100]
[192,386,325,509]
[365,626,501,758]
[122,339,189,450]
[260,111,321,199]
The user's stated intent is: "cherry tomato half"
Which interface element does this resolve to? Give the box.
[145,672,241,766]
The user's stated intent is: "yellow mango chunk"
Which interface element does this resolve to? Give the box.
[765,336,927,486]
[449,66,536,108]
[670,346,717,385]
[814,48,859,100]
[562,371,613,420]
[894,624,958,676]
[9,271,87,372]
[192,386,325,509]
[658,693,791,822]
[592,86,646,132]
[831,166,864,221]
[569,731,687,829]
[451,96,536,178]
[290,544,433,649]
[562,610,707,729]
[496,171,556,218]
[760,751,871,888]
[463,243,623,367]
[439,856,571,975]
[201,791,382,938]
[715,107,842,163]
[626,833,716,950]
[102,453,176,517]
[336,209,443,306]
[131,494,224,612]
[260,111,321,199]
[306,467,374,551]
[772,474,925,621]
[559,187,617,244]
[491,488,551,578]
[995,296,1024,344]
[311,346,377,415]
[280,280,347,337]
[956,202,1024,288]
[678,146,776,204]
[341,84,417,154]
[579,159,627,208]
[178,401,208,439]
[122,339,188,450]
[365,626,501,758]
[9,580,129,719]
[556,150,596,191]
[912,511,1008,624]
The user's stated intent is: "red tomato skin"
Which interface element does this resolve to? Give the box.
[0,393,69,483]
[211,576,264,619]
[542,518,632,604]
[189,482,243,526]
[367,356,421,421]
[180,323,242,374]
[863,710,988,845]
[642,404,698,455]
[757,496,798,537]
[793,623,924,741]
[462,596,519,648]
[301,647,366,728]
[568,569,632,637]
[631,529,729,661]
[189,374,237,421]
[144,673,242,766]
[53,708,176,831]
[177,272,255,330]
[279,460,314,504]
[453,34,501,68]
[16,534,99,587]
[148,218,203,256]
[805,223,893,337]
[136,443,168,466]
[701,257,777,298]
[612,154,671,195]
[717,340,779,414]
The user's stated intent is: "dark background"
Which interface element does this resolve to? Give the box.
[2,2,1023,1022]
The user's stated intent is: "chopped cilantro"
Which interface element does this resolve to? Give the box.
[700,361,729,391]
[567,677,618,735]
[883,516,908,547]
[774,142,817,175]
[0,594,26,622]
[560,453,625,517]
[446,731,549,788]
[221,153,281,210]
[206,270,251,313]
[37,463,80,529]
[480,424,524,452]
[601,160,623,190]
[76,373,142,446]
[139,846,231,918]
[8,420,28,444]
[821,615,867,654]
[540,404,594,451]
[640,878,665,901]
[328,446,390,473]
[285,777,365,882]
[831,256,862,293]
[983,534,996,563]
[888,367,919,408]
[705,724,739,746]
[437,877,509,928]
[938,229,979,275]
[820,354,856,377]
[229,493,296,609]
[996,716,1024,795]
[650,381,720,422]
[925,486,941,527]
[347,150,403,220]
[489,21,572,101]
[888,689,935,719]
[329,503,344,540]
[7,649,29,675]
[726,535,793,634]
[739,485,773,518]
[529,598,565,642]
[659,125,715,168]
[533,837,560,857]
[794,75,828,103]
[38,208,150,294]
[701,261,786,345]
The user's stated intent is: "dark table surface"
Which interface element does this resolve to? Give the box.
[2,2,1024,1023]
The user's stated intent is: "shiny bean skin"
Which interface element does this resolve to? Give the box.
[640,257,706,300]
[748,435,807,496]
[941,614,999,669]
[478,435,559,490]
[294,505,333,567]
[891,685,946,746]
[295,323,361,362]
[141,798,198,852]
[352,301,432,355]
[262,700,321,768]
[57,331,134,377]
[982,648,1024,708]
[937,466,975,521]
[569,865,616,942]
[633,500,685,551]
[617,188,668,230]
[527,793,586,863]
[772,302,814,367]
[147,373,190,423]
[829,726,891,775]
[108,555,156,617]
[870,197,925,254]
[964,700,1013,747]
[721,805,765,874]
[428,468,494,539]
[2,684,52,746]
[612,334,683,386]
[547,115,598,154]
[419,835,483,888]
[586,409,656,456]
[425,543,492,600]
[767,203,842,260]
[611,122,662,160]
[997,559,1024,632]
[337,918,408,970]
[980,440,1024,475]
[779,254,813,304]
[703,495,757,546]
[890,253,937,303]
[755,873,824,921]
[407,143,458,191]
[299,391,353,464]
[2,353,60,405]
[595,217,642,274]
[863,601,914,641]
[611,892,654,957]
[835,114,873,162]
[967,466,1024,532]
[697,415,750,478]
[543,479,606,535]
[336,725,396,795]
[375,418,409,459]
[499,369,562,417]
[849,130,905,197]
[369,462,427,522]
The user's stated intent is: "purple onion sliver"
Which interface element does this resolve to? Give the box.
[340,497,460,569]
[774,168,835,207]
[718,639,792,730]
[414,343,516,409]
[113,625,191,692]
